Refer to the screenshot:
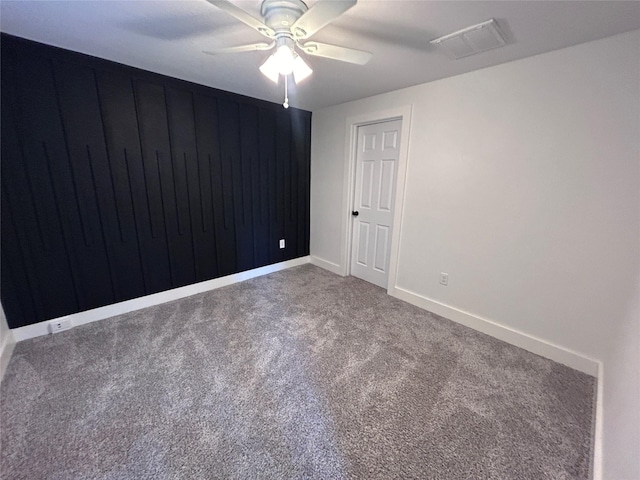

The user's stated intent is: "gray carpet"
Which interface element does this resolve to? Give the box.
[1,264,595,479]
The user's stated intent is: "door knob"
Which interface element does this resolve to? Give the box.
[352,211,359,217]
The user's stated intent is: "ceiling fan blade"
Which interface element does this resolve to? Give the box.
[291,0,357,39]
[203,42,275,55]
[205,0,275,38]
[298,41,372,65]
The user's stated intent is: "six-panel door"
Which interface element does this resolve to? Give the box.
[350,119,402,288]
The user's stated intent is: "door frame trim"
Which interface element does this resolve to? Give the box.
[340,105,413,292]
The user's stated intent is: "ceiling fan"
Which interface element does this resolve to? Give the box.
[203,0,372,107]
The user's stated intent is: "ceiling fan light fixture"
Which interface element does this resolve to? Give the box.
[260,44,297,83]
[260,45,313,84]
[259,55,281,83]
[273,44,296,74]
[293,55,312,83]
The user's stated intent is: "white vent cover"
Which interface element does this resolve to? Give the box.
[430,19,507,59]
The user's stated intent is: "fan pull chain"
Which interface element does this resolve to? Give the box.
[283,74,289,109]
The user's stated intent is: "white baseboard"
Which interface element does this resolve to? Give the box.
[0,332,16,381]
[310,255,344,276]
[11,256,311,342]
[593,361,604,480]
[390,285,599,376]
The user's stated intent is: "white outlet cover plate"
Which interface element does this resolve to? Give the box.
[48,317,73,333]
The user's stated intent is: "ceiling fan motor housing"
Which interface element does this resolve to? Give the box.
[261,0,309,37]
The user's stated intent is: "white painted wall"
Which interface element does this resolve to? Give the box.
[311,29,640,478]
[311,29,639,361]
[603,276,639,480]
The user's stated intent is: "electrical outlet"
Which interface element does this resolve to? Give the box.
[48,317,73,334]
[439,272,449,286]
[279,239,285,249]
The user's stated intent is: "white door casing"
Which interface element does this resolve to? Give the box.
[350,119,402,288]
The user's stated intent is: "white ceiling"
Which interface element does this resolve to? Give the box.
[2,1,639,111]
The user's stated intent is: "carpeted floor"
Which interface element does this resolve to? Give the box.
[1,264,596,479]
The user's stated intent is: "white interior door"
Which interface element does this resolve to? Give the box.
[350,119,402,288]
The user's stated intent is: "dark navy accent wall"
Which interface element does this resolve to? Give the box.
[1,34,311,329]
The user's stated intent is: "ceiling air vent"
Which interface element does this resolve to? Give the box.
[429,19,507,59]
